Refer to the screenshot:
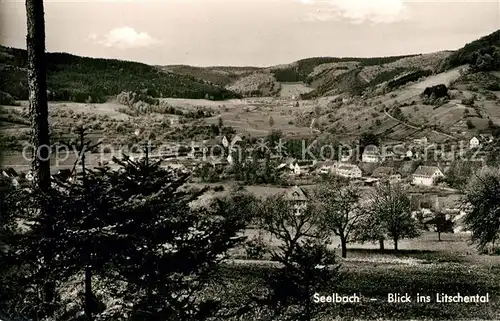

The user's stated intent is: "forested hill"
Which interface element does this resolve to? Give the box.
[441,29,500,71]
[0,46,240,103]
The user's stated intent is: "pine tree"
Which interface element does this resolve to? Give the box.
[101,155,249,320]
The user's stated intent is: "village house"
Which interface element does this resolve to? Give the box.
[289,162,301,175]
[277,159,315,176]
[412,166,444,186]
[316,160,340,174]
[470,135,494,149]
[469,136,481,149]
[362,146,382,163]
[335,164,363,179]
[283,185,309,216]
[412,136,428,146]
[371,166,401,183]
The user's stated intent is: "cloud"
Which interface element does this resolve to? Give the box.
[301,0,409,24]
[89,27,161,49]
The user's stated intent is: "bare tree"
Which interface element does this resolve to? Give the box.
[313,180,364,258]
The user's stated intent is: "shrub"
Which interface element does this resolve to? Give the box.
[462,97,475,106]
[467,119,475,129]
[244,236,267,260]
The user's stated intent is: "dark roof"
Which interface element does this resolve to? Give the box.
[317,160,338,167]
[284,186,308,201]
[337,164,360,171]
[372,166,396,178]
[363,145,380,154]
[413,166,442,177]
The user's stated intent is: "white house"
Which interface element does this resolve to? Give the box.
[412,166,444,186]
[413,137,428,146]
[362,146,382,163]
[316,160,339,174]
[469,137,480,149]
[335,164,362,179]
[289,163,301,175]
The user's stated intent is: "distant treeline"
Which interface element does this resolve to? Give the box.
[442,29,500,71]
[0,46,241,103]
[387,69,433,89]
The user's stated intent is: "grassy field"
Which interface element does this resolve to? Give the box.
[215,231,500,320]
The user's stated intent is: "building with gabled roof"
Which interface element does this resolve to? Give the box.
[372,166,401,182]
[362,146,382,163]
[335,164,362,179]
[412,166,444,186]
[316,160,340,174]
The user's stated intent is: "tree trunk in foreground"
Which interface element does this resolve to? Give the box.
[26,0,50,190]
[340,236,347,258]
[26,0,53,317]
[379,237,385,250]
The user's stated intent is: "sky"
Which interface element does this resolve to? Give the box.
[0,0,499,67]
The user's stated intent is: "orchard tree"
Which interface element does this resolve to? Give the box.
[463,167,500,253]
[313,180,364,258]
[360,183,419,252]
[425,211,454,241]
[359,132,379,153]
[256,195,339,321]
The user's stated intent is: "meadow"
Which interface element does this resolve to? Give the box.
[217,231,500,320]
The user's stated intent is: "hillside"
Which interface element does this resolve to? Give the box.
[159,65,261,87]
[226,72,281,97]
[441,29,500,71]
[2,30,500,153]
[299,52,453,99]
[0,46,240,103]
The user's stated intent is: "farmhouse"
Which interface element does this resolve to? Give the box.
[283,185,309,216]
[412,166,444,186]
[289,163,302,175]
[316,160,339,174]
[412,137,428,146]
[335,164,362,179]
[372,166,401,182]
[470,135,494,149]
[362,146,382,163]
